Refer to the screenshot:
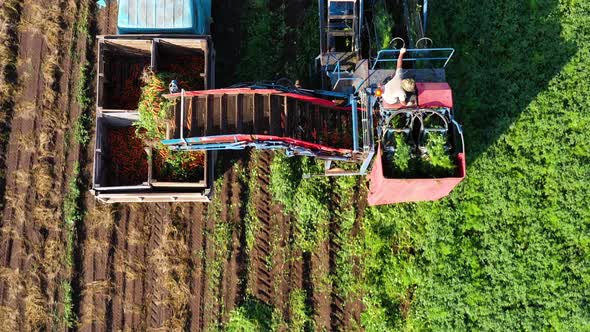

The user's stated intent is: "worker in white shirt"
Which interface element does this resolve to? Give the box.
[381,48,416,106]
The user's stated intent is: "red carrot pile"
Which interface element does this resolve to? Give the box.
[119,64,144,109]
[107,127,148,185]
[108,62,147,110]
[158,55,205,90]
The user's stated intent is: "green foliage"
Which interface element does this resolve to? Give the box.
[226,308,258,332]
[205,177,234,325]
[238,0,319,85]
[76,63,91,110]
[77,1,90,38]
[63,162,82,227]
[288,288,314,332]
[361,0,590,330]
[270,155,330,252]
[73,114,91,145]
[373,0,394,50]
[63,162,82,271]
[384,133,412,177]
[61,281,76,328]
[269,152,301,213]
[292,158,330,252]
[238,0,286,81]
[420,132,455,177]
[287,2,320,83]
[225,298,282,332]
[330,176,362,300]
[384,132,455,178]
[157,150,204,181]
[243,152,261,251]
[62,163,82,328]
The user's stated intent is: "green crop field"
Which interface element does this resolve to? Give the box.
[361,0,590,330]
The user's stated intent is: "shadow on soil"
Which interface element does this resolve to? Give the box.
[428,0,577,163]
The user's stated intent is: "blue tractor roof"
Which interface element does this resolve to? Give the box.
[118,0,211,35]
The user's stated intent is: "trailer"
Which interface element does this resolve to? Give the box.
[91,0,215,203]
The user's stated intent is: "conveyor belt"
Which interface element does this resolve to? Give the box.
[163,89,359,153]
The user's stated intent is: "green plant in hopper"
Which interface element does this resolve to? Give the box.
[393,134,413,176]
[134,70,176,141]
[420,132,455,177]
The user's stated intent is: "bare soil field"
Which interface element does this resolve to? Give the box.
[0,0,94,329]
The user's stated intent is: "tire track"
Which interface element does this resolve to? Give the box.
[221,162,245,323]
[329,189,345,331]
[187,204,206,331]
[312,240,332,331]
[249,151,274,304]
[145,202,170,330]
[270,200,292,324]
[124,204,145,331]
[78,199,115,332]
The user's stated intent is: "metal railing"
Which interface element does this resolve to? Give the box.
[371,47,455,70]
[324,52,363,91]
[352,47,455,94]
[422,0,429,33]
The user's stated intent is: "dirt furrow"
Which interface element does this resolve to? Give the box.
[187,203,206,331]
[0,0,84,328]
[329,190,345,331]
[130,206,148,330]
[124,205,145,331]
[109,206,129,331]
[221,163,245,323]
[249,152,274,305]
[30,0,80,325]
[0,0,23,210]
[343,185,366,331]
[312,239,333,331]
[145,203,170,330]
[0,5,47,316]
[78,199,115,332]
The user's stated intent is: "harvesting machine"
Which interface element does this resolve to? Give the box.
[91,0,465,205]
